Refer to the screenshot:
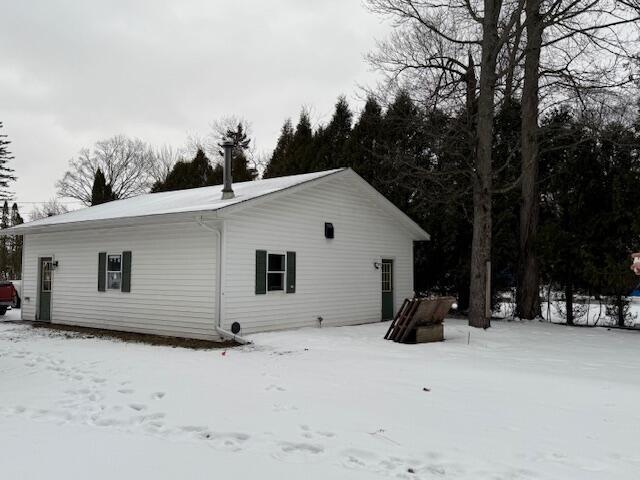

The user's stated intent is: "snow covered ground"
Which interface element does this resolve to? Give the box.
[496,299,640,327]
[2,309,639,479]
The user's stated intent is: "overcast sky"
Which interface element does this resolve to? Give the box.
[1,0,389,213]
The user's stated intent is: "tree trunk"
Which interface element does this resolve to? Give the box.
[516,0,543,320]
[565,283,574,325]
[617,293,625,327]
[469,0,501,329]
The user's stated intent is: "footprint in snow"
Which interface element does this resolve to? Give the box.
[118,388,134,394]
[151,392,165,400]
[299,425,336,439]
[128,403,147,412]
[207,432,250,451]
[272,442,325,462]
[266,384,286,392]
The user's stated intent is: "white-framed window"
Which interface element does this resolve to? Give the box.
[41,260,52,292]
[381,261,392,292]
[107,254,122,290]
[267,252,286,292]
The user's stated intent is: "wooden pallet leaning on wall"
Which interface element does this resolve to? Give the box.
[384,297,456,344]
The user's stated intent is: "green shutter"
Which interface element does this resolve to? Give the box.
[286,251,296,293]
[98,252,106,292]
[255,250,267,294]
[121,251,132,293]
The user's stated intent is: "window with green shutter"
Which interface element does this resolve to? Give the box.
[256,250,296,295]
[98,251,132,292]
[255,250,267,294]
[98,252,106,292]
[267,253,286,291]
[286,251,296,293]
[121,251,132,292]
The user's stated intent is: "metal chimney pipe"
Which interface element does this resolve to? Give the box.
[221,140,235,200]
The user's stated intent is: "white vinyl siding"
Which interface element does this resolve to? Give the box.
[222,174,415,334]
[22,222,217,340]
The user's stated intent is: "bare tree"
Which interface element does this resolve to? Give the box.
[186,116,262,175]
[368,0,640,326]
[57,135,155,205]
[148,145,182,186]
[29,198,70,221]
[368,0,524,328]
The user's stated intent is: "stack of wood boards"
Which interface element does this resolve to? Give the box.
[384,297,456,343]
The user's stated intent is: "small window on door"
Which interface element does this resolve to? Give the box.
[267,253,286,291]
[107,254,122,290]
[41,261,52,292]
[381,261,392,292]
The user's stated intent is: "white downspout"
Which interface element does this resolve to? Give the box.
[196,218,251,345]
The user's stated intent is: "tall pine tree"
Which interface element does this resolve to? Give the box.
[343,96,383,184]
[314,96,353,170]
[0,201,9,279]
[9,203,23,279]
[264,119,295,178]
[91,168,116,206]
[0,122,16,199]
[289,110,314,175]
[219,123,258,183]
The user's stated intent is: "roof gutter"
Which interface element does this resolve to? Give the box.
[195,217,251,345]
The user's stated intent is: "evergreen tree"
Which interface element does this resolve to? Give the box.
[9,203,23,279]
[230,150,258,182]
[379,90,426,209]
[491,101,522,302]
[537,108,640,326]
[0,122,16,199]
[314,96,353,170]
[343,96,384,183]
[0,200,9,279]
[151,149,219,192]
[219,123,258,183]
[289,110,314,175]
[91,168,116,206]
[264,119,295,178]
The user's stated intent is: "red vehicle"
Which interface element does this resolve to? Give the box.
[0,281,20,316]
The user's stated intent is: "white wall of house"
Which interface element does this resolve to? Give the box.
[22,222,218,339]
[222,173,415,334]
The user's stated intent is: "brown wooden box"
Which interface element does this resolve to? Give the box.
[415,324,444,343]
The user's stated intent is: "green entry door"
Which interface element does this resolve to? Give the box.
[38,257,52,321]
[381,258,394,320]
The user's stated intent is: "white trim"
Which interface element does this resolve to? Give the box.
[4,170,345,236]
[194,217,251,344]
[266,251,287,293]
[106,253,123,291]
[217,170,346,218]
[4,168,430,241]
[36,254,54,322]
[380,257,395,320]
[20,233,25,321]
[219,220,227,328]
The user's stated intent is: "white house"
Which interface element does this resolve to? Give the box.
[4,166,429,341]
